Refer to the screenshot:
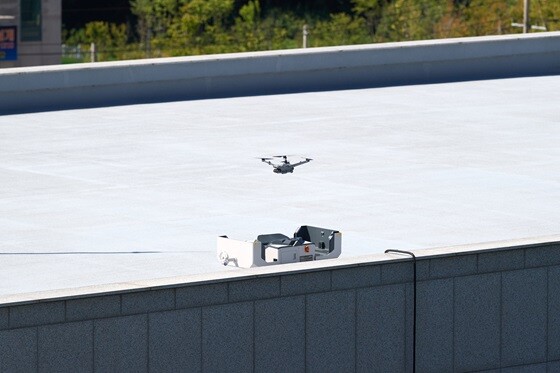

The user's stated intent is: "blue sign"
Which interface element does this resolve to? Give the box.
[0,26,17,61]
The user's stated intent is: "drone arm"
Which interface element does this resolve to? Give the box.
[291,159,312,168]
[262,159,276,167]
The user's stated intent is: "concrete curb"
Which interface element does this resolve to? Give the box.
[1,32,559,114]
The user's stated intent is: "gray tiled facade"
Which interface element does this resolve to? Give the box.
[1,243,560,371]
[38,321,93,372]
[121,289,175,314]
[9,301,65,328]
[549,266,560,362]
[416,278,454,372]
[149,308,201,372]
[357,284,406,372]
[0,327,37,372]
[202,302,253,372]
[65,294,121,321]
[255,296,306,372]
[454,273,501,372]
[501,268,548,367]
[306,290,356,372]
[94,314,148,372]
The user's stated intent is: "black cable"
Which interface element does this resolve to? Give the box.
[385,249,417,373]
[0,250,208,255]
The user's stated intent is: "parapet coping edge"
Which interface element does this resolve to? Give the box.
[1,234,559,307]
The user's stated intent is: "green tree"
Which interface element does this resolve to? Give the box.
[310,13,371,47]
[259,10,302,50]
[351,0,386,36]
[375,0,448,42]
[458,0,513,36]
[518,0,560,31]
[233,0,266,51]
[130,0,184,56]
[64,21,128,61]
[61,0,560,62]
[165,0,234,55]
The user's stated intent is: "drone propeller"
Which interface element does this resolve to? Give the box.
[305,158,313,161]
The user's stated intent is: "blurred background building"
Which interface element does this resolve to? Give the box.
[0,0,61,67]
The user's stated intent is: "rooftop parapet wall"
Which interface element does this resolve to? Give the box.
[1,235,560,371]
[1,32,560,114]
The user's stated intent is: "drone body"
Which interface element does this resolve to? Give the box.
[260,155,312,174]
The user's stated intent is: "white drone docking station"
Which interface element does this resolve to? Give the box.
[217,225,341,268]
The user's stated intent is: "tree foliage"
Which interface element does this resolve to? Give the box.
[64,21,128,61]
[63,0,560,62]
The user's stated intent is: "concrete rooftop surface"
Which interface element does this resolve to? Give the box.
[1,75,559,296]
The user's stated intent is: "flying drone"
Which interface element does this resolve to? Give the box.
[259,155,313,174]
